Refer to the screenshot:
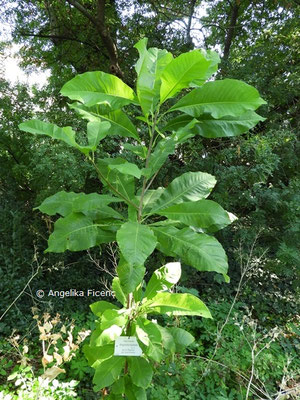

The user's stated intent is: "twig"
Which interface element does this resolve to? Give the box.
[0,248,43,322]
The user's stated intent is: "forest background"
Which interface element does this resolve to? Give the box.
[0,0,299,399]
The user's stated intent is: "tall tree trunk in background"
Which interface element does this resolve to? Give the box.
[186,0,197,49]
[223,0,240,62]
[66,0,123,78]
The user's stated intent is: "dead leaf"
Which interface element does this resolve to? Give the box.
[42,354,53,367]
[41,366,65,381]
[53,352,63,365]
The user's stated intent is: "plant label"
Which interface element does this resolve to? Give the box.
[114,336,142,356]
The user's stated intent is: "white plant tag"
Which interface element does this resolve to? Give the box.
[114,336,142,356]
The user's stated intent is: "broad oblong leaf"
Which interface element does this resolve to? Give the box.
[123,143,147,159]
[91,325,123,347]
[69,103,140,141]
[125,379,147,400]
[144,137,175,178]
[160,50,212,103]
[170,79,266,118]
[35,191,83,216]
[135,38,173,116]
[109,161,142,179]
[36,191,121,217]
[144,262,181,300]
[117,257,145,294]
[144,292,212,317]
[112,277,127,306]
[136,319,162,347]
[155,325,176,353]
[61,71,138,109]
[153,226,228,275]
[194,112,266,138]
[116,222,157,266]
[90,301,119,317]
[87,121,111,149]
[83,344,114,367]
[140,188,164,214]
[135,319,164,361]
[46,213,116,253]
[169,327,195,351]
[100,309,127,330]
[97,158,135,204]
[19,120,91,154]
[157,199,232,232]
[147,171,217,215]
[163,111,265,138]
[93,356,125,391]
[128,357,153,388]
[72,193,122,215]
[190,49,221,87]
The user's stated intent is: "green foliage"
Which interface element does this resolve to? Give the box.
[18,39,265,397]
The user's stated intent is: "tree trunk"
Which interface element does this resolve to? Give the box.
[223,0,240,62]
[66,0,123,78]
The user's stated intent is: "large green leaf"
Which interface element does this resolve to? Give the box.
[111,277,127,306]
[123,143,147,159]
[109,161,142,179]
[141,188,164,214]
[135,38,173,116]
[116,222,157,266]
[90,301,119,317]
[19,120,91,154]
[155,325,176,353]
[135,319,164,362]
[83,344,114,367]
[160,50,212,103]
[91,325,123,347]
[157,199,232,232]
[190,49,220,87]
[72,193,123,217]
[170,79,266,118]
[97,158,135,204]
[61,71,138,109]
[147,171,216,215]
[69,103,140,141]
[125,379,147,400]
[46,213,116,252]
[163,111,265,138]
[35,191,83,216]
[171,118,198,144]
[169,327,195,351]
[153,226,228,275]
[144,292,212,317]
[111,377,125,395]
[144,262,181,300]
[100,309,127,330]
[117,257,145,294]
[136,318,162,347]
[35,191,121,217]
[87,121,111,149]
[128,357,153,388]
[144,136,175,178]
[93,356,125,391]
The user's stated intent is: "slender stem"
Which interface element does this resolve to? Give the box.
[137,113,158,222]
[90,158,138,210]
[246,346,256,400]
[145,169,160,192]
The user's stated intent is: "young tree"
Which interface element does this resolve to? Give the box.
[19,39,265,398]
